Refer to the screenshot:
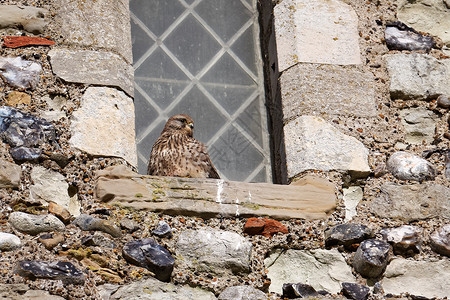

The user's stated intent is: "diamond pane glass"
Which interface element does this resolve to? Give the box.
[130,0,272,182]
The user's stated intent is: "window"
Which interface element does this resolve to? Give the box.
[130,0,272,182]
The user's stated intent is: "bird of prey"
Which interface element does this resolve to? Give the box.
[147,114,220,179]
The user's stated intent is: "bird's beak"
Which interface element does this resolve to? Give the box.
[188,123,194,129]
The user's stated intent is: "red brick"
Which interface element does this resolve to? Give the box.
[261,219,289,237]
[3,36,55,48]
[243,217,265,235]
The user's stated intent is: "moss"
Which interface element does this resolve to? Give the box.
[241,202,261,210]
[134,193,143,198]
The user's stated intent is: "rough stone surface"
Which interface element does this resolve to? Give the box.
[0,159,21,188]
[280,64,376,121]
[243,218,288,237]
[265,248,355,294]
[0,283,65,300]
[53,0,132,63]
[0,56,42,89]
[0,232,21,251]
[383,258,450,298]
[370,183,450,221]
[48,202,72,224]
[15,260,85,285]
[5,91,31,106]
[176,229,252,276]
[324,224,372,250]
[8,212,65,235]
[218,285,267,300]
[0,5,48,34]
[284,116,370,178]
[73,214,122,238]
[385,53,450,100]
[99,278,217,300]
[122,238,174,282]
[430,224,450,256]
[399,108,436,144]
[387,151,436,181]
[69,87,137,167]
[3,36,55,48]
[81,233,116,249]
[343,186,363,222]
[48,49,134,97]
[385,21,435,51]
[30,166,80,217]
[274,0,361,70]
[353,239,391,278]
[152,221,173,238]
[38,232,64,250]
[380,225,422,256]
[282,283,319,299]
[398,0,450,49]
[341,282,370,300]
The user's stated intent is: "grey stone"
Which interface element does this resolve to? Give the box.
[430,224,450,257]
[387,151,436,181]
[324,224,373,250]
[0,232,21,251]
[274,0,361,70]
[341,283,370,300]
[99,278,217,300]
[81,233,116,249]
[48,49,134,97]
[15,260,85,285]
[10,146,41,162]
[41,95,68,122]
[69,87,137,167]
[282,283,319,299]
[0,5,48,34]
[122,238,174,282]
[218,286,267,300]
[30,166,80,217]
[399,108,436,144]
[437,94,450,108]
[280,64,376,121]
[380,225,422,256]
[119,218,140,233]
[284,116,370,178]
[265,248,356,294]
[0,57,42,89]
[370,183,450,221]
[385,53,450,100]
[0,283,65,300]
[385,21,435,51]
[353,239,391,278]
[0,159,21,188]
[73,214,122,238]
[8,212,65,235]
[176,229,252,276]
[398,0,450,49]
[152,221,173,238]
[53,0,132,63]
[383,258,450,298]
[343,186,363,222]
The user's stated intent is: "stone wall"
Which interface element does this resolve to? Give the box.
[0,0,449,299]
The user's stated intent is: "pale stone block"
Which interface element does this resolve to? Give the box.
[343,186,363,222]
[284,116,370,178]
[0,5,48,34]
[48,48,134,97]
[274,0,361,71]
[70,87,137,167]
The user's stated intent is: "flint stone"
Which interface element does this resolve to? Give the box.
[176,229,251,276]
[387,151,436,181]
[48,202,72,224]
[9,212,65,235]
[383,258,450,298]
[15,260,85,285]
[282,283,319,299]
[284,116,370,178]
[380,225,421,256]
[324,224,372,249]
[430,224,450,257]
[49,49,133,97]
[353,239,391,278]
[152,221,172,238]
[30,166,80,217]
[69,87,137,167]
[280,64,376,121]
[0,232,21,251]
[218,286,267,300]
[99,277,216,300]
[437,94,450,108]
[370,183,450,221]
[0,283,65,300]
[341,282,370,300]
[0,159,21,188]
[119,218,140,233]
[274,0,361,70]
[385,53,450,100]
[343,186,363,222]
[73,214,122,238]
[122,238,174,282]
[385,22,435,51]
[265,248,355,294]
[399,108,436,145]
[10,146,41,162]
[0,56,42,89]
[82,233,116,249]
[0,5,47,34]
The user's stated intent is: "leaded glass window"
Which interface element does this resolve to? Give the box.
[130,0,272,182]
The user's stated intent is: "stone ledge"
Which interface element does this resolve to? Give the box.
[95,166,336,220]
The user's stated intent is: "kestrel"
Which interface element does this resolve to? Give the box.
[147,114,220,179]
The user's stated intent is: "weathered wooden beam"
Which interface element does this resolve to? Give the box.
[95,166,336,220]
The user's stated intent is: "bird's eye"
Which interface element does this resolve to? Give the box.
[181,119,187,123]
